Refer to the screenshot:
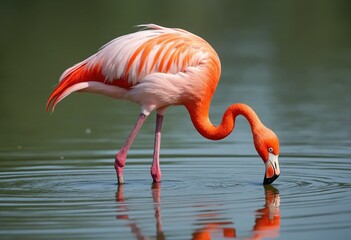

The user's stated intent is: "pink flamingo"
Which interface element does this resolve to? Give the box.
[46,24,280,184]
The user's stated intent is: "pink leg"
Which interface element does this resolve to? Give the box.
[115,113,147,184]
[151,114,163,182]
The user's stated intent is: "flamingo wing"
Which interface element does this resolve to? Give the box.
[46,24,220,111]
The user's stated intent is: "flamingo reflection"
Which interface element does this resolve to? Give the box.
[251,185,280,239]
[116,183,165,240]
[192,185,280,239]
[115,185,280,239]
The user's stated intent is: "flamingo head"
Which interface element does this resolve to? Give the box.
[253,126,280,185]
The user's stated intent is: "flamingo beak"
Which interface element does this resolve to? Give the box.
[263,153,280,185]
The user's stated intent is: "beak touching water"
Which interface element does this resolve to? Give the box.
[263,153,280,185]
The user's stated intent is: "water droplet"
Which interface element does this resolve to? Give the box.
[85,128,92,134]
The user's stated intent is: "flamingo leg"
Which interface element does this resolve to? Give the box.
[151,114,164,182]
[115,113,147,184]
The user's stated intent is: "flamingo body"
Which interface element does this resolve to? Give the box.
[47,24,280,184]
[47,24,220,114]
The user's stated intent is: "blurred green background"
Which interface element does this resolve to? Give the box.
[1,1,351,239]
[1,0,350,148]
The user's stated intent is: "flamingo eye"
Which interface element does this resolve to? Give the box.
[268,147,274,153]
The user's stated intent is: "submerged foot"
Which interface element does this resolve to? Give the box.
[115,152,127,184]
[151,166,162,183]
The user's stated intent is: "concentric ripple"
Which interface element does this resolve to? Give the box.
[1,143,351,240]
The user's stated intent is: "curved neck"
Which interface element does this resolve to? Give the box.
[186,101,263,140]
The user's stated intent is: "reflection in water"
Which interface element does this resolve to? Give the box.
[251,186,280,239]
[116,183,165,240]
[192,185,280,239]
[115,185,280,239]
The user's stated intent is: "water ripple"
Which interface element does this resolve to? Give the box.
[1,149,351,239]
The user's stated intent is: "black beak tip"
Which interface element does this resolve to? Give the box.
[263,174,279,185]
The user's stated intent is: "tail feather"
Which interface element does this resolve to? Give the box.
[46,62,103,112]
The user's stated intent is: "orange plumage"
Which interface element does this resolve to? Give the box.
[47,24,280,184]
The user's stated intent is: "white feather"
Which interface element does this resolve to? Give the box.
[57,24,221,112]
[85,24,218,84]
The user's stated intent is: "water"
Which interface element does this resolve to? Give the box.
[1,1,351,239]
